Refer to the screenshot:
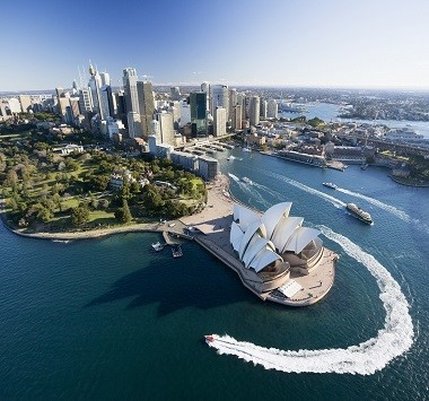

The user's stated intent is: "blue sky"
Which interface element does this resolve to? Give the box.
[1,0,429,90]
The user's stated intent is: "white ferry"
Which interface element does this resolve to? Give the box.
[346,203,373,225]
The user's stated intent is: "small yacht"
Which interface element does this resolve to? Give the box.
[241,176,253,185]
[172,245,183,258]
[322,182,338,190]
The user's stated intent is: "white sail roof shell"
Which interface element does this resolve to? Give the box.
[242,235,275,268]
[238,221,267,259]
[284,227,321,254]
[230,221,244,252]
[271,217,304,254]
[233,204,259,232]
[262,202,292,239]
[249,247,283,273]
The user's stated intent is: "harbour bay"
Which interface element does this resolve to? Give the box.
[0,149,428,400]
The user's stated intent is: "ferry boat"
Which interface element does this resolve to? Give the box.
[241,176,253,185]
[151,241,165,252]
[322,182,337,190]
[346,203,373,225]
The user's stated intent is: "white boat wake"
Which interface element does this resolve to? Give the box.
[336,187,410,221]
[267,172,346,209]
[228,173,270,208]
[207,227,413,375]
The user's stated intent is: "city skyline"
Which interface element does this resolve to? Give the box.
[2,0,429,91]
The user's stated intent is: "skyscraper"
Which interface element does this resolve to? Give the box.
[122,68,139,115]
[137,80,155,138]
[232,105,242,131]
[249,96,260,126]
[157,111,175,146]
[127,112,142,138]
[210,85,229,120]
[190,92,207,135]
[214,107,227,137]
[201,81,210,111]
[260,99,267,120]
[267,99,279,119]
[228,88,237,123]
[88,64,103,119]
[170,86,181,100]
[79,88,93,113]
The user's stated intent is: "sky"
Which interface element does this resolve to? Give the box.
[1,0,429,91]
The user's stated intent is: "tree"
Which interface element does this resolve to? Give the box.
[6,169,18,189]
[71,203,90,227]
[122,199,132,224]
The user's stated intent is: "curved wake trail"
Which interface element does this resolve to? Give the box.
[267,172,346,209]
[337,188,410,221]
[228,173,270,208]
[207,227,413,375]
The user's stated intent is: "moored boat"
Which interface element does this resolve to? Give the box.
[346,203,373,225]
[151,241,165,251]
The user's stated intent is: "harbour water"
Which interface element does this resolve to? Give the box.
[0,150,428,400]
[281,102,429,138]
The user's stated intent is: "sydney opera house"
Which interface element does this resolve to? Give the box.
[228,202,337,306]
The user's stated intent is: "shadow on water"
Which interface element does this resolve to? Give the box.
[86,246,257,316]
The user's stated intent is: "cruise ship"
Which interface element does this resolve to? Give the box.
[346,203,373,225]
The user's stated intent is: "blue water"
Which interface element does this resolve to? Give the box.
[0,150,428,400]
[281,102,429,138]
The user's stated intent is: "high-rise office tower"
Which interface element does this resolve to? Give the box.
[122,68,139,115]
[260,99,267,119]
[127,112,142,138]
[190,92,207,135]
[214,107,227,137]
[168,101,181,129]
[210,85,229,119]
[100,85,114,118]
[267,99,278,119]
[100,72,111,86]
[201,82,210,111]
[79,88,93,113]
[157,111,175,146]
[228,88,237,123]
[232,105,242,131]
[137,80,155,138]
[88,64,103,119]
[236,93,246,122]
[249,96,260,126]
[170,86,181,100]
[19,95,32,113]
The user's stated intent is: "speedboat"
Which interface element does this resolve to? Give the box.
[241,176,252,184]
[322,182,337,190]
[346,203,373,225]
[204,335,215,344]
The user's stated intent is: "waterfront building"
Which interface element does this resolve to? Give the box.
[267,99,278,119]
[198,156,219,181]
[214,107,227,137]
[170,151,199,172]
[190,92,207,136]
[210,84,229,119]
[249,96,260,126]
[137,80,155,138]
